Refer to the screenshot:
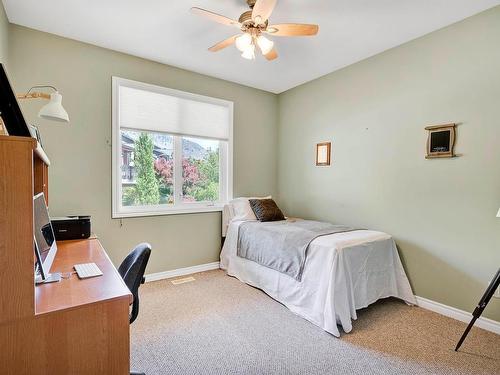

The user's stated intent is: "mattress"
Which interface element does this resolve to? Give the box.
[220,220,416,337]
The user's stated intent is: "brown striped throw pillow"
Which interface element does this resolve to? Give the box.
[249,199,285,222]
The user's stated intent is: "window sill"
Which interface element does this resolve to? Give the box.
[112,205,224,219]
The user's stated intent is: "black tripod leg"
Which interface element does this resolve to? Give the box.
[454,268,500,352]
[455,316,478,351]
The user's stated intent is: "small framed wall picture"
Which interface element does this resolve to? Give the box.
[316,142,331,166]
[425,123,456,159]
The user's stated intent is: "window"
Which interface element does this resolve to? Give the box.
[112,77,233,218]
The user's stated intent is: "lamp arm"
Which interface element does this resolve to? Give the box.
[17,85,59,100]
[26,85,58,94]
[17,92,51,100]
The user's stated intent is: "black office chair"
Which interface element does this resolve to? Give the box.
[118,242,151,324]
[118,242,152,375]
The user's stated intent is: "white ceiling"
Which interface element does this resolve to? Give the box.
[4,0,500,93]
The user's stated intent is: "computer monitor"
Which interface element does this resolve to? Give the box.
[33,192,60,283]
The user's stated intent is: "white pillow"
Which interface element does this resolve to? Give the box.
[230,196,271,221]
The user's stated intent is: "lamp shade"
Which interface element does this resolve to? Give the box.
[497,208,500,218]
[38,92,69,122]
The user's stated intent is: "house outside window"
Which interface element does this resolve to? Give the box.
[112,77,233,218]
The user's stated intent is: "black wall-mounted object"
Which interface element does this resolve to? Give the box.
[51,216,91,241]
[430,130,451,153]
[0,63,30,137]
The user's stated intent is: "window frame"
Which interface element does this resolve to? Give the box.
[112,77,233,218]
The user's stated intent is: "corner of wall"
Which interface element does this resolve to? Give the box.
[0,1,11,67]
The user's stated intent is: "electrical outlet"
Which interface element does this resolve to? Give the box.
[494,286,500,299]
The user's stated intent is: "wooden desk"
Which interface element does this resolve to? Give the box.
[36,238,132,314]
[1,238,132,375]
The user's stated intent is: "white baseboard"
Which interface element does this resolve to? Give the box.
[415,296,500,335]
[145,261,220,283]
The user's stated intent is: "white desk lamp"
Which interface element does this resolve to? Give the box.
[17,85,69,123]
[497,208,500,218]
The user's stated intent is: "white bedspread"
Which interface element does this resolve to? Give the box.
[220,220,416,337]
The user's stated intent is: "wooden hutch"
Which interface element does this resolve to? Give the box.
[0,135,132,374]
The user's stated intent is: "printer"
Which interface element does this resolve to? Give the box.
[51,216,91,241]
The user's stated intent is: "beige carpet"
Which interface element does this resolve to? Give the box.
[131,270,500,375]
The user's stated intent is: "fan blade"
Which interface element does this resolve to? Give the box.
[191,7,241,27]
[252,0,277,24]
[266,23,319,36]
[208,35,239,52]
[264,47,278,61]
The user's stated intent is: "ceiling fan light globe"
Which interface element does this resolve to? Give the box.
[235,33,252,52]
[257,35,274,55]
[241,44,255,60]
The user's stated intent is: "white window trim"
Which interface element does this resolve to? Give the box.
[112,77,233,218]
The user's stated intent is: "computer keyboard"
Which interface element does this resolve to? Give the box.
[74,262,103,279]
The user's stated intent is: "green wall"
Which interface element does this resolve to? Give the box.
[8,24,278,274]
[2,4,499,322]
[0,3,8,65]
[277,6,500,321]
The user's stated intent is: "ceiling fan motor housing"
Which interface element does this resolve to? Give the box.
[238,10,268,31]
[238,10,253,24]
[246,0,257,9]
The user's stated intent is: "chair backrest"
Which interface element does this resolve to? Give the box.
[118,242,151,324]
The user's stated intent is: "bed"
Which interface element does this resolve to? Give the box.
[220,203,416,337]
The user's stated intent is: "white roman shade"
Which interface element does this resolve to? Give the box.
[118,83,231,141]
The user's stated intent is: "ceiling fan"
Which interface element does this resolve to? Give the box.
[191,0,319,61]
